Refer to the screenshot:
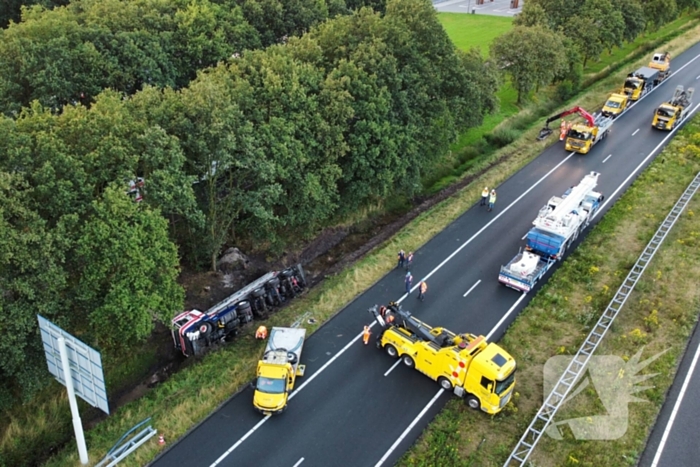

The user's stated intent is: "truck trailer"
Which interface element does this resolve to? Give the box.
[499,172,604,293]
[171,265,306,357]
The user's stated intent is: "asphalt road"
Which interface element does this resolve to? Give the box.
[150,43,700,467]
[638,317,700,467]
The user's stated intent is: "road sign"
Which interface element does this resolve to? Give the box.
[38,315,109,414]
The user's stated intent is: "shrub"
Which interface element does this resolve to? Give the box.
[485,127,521,148]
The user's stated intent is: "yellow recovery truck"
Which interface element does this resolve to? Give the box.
[370,304,516,414]
[652,85,694,130]
[648,51,671,79]
[623,66,663,101]
[253,327,306,415]
[537,106,613,155]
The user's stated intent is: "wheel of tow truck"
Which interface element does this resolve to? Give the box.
[402,355,415,368]
[438,377,453,391]
[252,287,266,298]
[466,395,480,410]
[287,351,298,364]
[385,344,398,358]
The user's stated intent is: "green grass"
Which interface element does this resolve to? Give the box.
[437,13,514,56]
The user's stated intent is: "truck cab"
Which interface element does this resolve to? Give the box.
[565,124,597,154]
[652,104,681,130]
[601,93,628,118]
[623,67,660,101]
[375,305,516,415]
[253,327,306,415]
[648,52,671,78]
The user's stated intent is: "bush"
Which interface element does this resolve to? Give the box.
[556,80,579,102]
[485,127,521,148]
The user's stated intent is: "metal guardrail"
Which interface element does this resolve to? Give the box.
[505,171,700,466]
[95,417,157,467]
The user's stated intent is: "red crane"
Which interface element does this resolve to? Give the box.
[537,106,595,140]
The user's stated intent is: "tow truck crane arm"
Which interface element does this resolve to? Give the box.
[537,106,595,140]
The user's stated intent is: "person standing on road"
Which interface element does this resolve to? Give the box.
[397,249,405,268]
[488,189,497,212]
[405,271,413,295]
[417,281,428,301]
[481,187,489,206]
[406,252,414,269]
[362,325,371,345]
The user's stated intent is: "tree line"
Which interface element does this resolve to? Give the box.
[491,0,700,103]
[0,0,498,409]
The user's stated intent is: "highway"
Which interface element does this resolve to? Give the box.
[150,42,700,467]
[638,318,700,467]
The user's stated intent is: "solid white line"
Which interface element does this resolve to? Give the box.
[210,415,270,466]
[384,359,403,377]
[592,102,700,222]
[374,388,446,467]
[213,50,700,466]
[650,337,700,467]
[632,128,640,136]
[292,458,305,467]
[521,233,528,240]
[485,293,528,341]
[463,280,482,297]
[602,154,613,163]
[696,74,700,80]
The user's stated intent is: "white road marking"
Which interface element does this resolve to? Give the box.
[602,154,613,163]
[374,388,446,467]
[210,415,270,466]
[486,293,528,341]
[292,458,305,467]
[210,52,700,467]
[463,280,481,297]
[650,336,700,467]
[592,102,700,222]
[632,128,640,136]
[384,358,403,377]
[521,232,528,240]
[696,74,700,80]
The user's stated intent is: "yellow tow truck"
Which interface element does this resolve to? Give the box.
[652,85,694,130]
[648,51,671,79]
[623,66,662,101]
[537,106,612,155]
[370,304,516,414]
[601,92,629,118]
[253,327,306,415]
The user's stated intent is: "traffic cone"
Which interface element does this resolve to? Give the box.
[158,435,165,446]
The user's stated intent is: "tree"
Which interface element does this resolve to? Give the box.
[0,0,68,28]
[72,186,184,348]
[513,1,549,28]
[491,26,568,103]
[617,0,646,43]
[642,0,678,30]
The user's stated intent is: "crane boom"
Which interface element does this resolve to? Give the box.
[532,171,599,235]
[538,106,595,140]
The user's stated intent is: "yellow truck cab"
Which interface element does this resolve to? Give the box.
[652,85,694,131]
[564,116,612,154]
[601,93,628,118]
[253,327,306,415]
[623,67,661,101]
[370,304,516,414]
[648,51,671,79]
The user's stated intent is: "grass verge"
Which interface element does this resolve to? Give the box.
[399,116,700,466]
[436,13,514,56]
[5,17,700,467]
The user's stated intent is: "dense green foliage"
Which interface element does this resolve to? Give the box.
[499,0,699,102]
[0,0,496,409]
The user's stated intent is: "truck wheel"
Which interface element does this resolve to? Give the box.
[287,352,298,364]
[438,377,453,391]
[252,288,266,298]
[402,355,415,368]
[199,322,212,336]
[466,395,480,410]
[385,344,398,358]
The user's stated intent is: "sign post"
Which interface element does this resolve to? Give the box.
[38,316,110,465]
[59,336,89,464]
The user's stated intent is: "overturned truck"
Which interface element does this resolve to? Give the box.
[171,265,307,357]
